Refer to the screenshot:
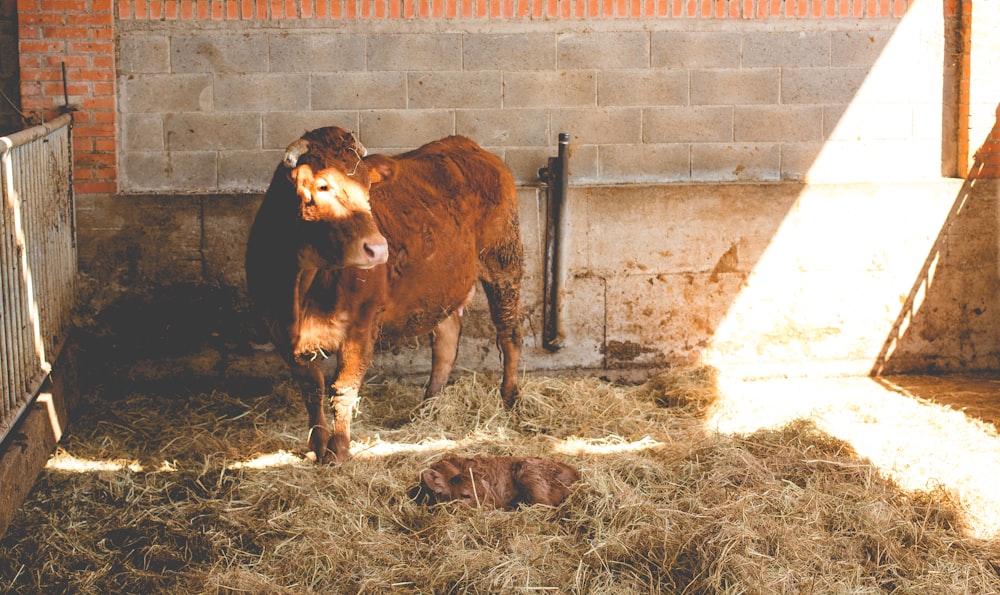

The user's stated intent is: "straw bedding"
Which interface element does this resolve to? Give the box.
[2,368,1000,593]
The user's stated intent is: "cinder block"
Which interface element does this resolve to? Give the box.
[599,144,689,181]
[735,106,823,142]
[455,109,549,146]
[79,195,204,284]
[121,113,164,152]
[651,31,741,69]
[503,146,557,184]
[127,195,204,284]
[831,30,892,67]
[805,138,943,183]
[120,74,213,113]
[598,70,688,107]
[824,103,913,141]
[367,34,462,71]
[503,71,596,108]
[643,106,733,143]
[822,104,847,139]
[605,272,745,368]
[573,184,788,275]
[866,60,943,103]
[691,143,780,182]
[359,109,455,149]
[119,33,169,73]
[164,113,261,151]
[464,33,556,71]
[269,32,366,72]
[408,71,502,109]
[521,275,606,372]
[780,142,825,180]
[264,112,360,149]
[214,74,310,112]
[557,31,649,70]
[312,72,407,110]
[911,103,944,141]
[121,151,218,192]
[516,187,544,285]
[561,142,597,182]
[743,31,830,67]
[203,194,262,287]
[219,150,282,192]
[170,32,269,73]
[550,108,641,144]
[691,69,779,105]
[781,68,868,105]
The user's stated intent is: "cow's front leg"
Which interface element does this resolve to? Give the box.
[291,361,333,463]
[328,330,375,462]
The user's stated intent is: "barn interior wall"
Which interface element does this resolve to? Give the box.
[68,1,1000,379]
[75,176,999,382]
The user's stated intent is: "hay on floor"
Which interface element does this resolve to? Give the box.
[2,369,1000,593]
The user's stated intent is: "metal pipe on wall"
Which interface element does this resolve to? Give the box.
[538,132,570,352]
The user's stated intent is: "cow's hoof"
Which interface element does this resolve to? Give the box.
[307,425,332,464]
[327,436,351,463]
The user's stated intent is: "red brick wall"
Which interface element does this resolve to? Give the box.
[18,0,116,194]
[115,0,911,19]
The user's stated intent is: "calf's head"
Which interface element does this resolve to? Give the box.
[283,128,389,270]
[420,458,502,509]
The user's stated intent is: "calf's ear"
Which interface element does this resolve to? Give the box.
[421,468,451,499]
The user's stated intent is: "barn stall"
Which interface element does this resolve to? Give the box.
[3,0,1000,591]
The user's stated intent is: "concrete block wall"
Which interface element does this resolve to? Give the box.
[114,12,953,192]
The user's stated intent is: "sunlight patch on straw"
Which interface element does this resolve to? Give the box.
[552,436,664,456]
[708,374,1000,538]
[45,449,143,473]
[227,449,302,470]
[351,436,458,458]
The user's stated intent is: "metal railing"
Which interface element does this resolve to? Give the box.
[0,113,75,444]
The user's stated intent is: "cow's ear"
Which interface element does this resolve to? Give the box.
[364,155,395,185]
[290,164,313,186]
[421,469,450,499]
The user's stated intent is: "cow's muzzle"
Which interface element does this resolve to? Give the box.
[349,233,389,269]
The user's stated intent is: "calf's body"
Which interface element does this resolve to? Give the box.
[419,456,581,509]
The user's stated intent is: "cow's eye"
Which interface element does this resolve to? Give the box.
[316,181,330,193]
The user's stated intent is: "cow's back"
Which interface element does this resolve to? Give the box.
[370,136,520,339]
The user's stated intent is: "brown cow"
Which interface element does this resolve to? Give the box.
[246,127,523,464]
[418,456,581,509]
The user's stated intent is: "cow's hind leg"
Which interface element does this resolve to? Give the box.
[426,311,462,398]
[479,239,523,409]
[290,362,333,463]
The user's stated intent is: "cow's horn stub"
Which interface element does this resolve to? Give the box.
[283,139,310,168]
[348,133,368,158]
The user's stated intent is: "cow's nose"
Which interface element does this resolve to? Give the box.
[364,237,389,265]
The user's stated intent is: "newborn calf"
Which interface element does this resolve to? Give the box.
[418,456,580,509]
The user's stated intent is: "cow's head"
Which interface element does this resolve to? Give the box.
[282,127,389,270]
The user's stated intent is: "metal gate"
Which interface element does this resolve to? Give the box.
[0,114,75,445]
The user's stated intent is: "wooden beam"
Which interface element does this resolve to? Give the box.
[0,346,78,539]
